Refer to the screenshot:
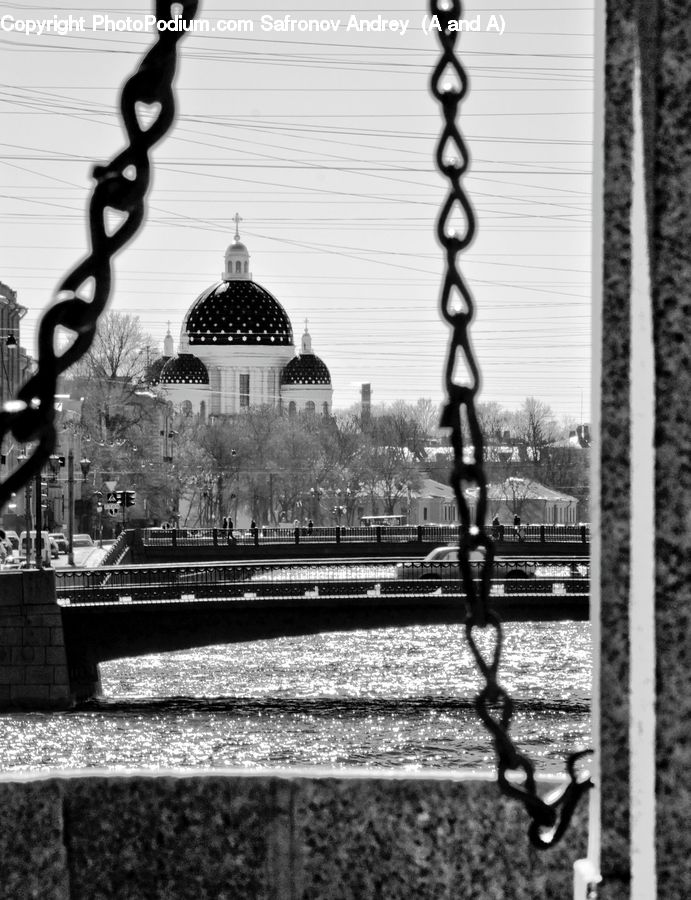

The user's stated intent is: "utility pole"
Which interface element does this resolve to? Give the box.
[67,449,75,565]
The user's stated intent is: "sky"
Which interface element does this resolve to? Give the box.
[0,0,593,420]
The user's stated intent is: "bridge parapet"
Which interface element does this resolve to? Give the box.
[0,771,585,897]
[128,524,590,564]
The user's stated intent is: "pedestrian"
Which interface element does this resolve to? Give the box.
[222,516,228,530]
[307,519,313,535]
[250,519,257,531]
[491,515,500,539]
[513,513,521,539]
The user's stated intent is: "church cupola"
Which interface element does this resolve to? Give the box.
[301,320,313,354]
[223,212,251,281]
[163,322,175,358]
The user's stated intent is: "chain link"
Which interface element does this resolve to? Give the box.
[0,1,199,512]
[430,0,592,849]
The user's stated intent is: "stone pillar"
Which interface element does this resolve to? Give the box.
[599,1,691,897]
[0,569,72,709]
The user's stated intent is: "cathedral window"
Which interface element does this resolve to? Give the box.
[235,260,241,273]
[288,401,296,418]
[322,402,329,416]
[305,401,315,415]
[239,373,250,407]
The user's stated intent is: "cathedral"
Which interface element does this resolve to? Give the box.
[151,217,333,416]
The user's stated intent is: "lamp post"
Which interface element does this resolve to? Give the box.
[309,486,322,525]
[93,491,103,547]
[66,452,91,566]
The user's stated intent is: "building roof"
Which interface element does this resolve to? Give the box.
[488,479,578,503]
[184,280,294,347]
[147,355,170,386]
[159,353,209,385]
[281,353,331,386]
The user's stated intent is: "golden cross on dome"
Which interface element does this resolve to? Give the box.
[233,212,243,241]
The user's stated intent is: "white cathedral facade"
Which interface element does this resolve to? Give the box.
[151,220,333,416]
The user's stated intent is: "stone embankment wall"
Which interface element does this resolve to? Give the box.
[0,771,586,899]
[0,569,71,709]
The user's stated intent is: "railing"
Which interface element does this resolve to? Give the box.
[55,557,590,605]
[140,523,590,549]
[98,531,131,567]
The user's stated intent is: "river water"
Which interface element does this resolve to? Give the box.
[0,621,591,773]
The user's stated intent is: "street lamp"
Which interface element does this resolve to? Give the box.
[309,486,322,525]
[67,453,91,566]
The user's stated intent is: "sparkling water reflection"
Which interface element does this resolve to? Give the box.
[0,622,590,773]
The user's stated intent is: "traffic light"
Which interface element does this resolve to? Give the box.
[125,490,136,508]
[40,481,48,508]
[116,491,124,506]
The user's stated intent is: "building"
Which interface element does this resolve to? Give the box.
[0,281,34,528]
[153,219,333,417]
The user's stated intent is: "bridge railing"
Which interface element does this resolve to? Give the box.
[54,556,590,604]
[140,523,590,549]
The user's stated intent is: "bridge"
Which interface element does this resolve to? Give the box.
[55,557,589,701]
[109,523,591,566]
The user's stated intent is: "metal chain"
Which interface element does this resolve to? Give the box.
[0,1,199,512]
[430,0,593,849]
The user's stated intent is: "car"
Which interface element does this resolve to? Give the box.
[18,530,60,561]
[394,545,536,581]
[49,533,69,554]
[2,530,19,551]
[72,534,94,548]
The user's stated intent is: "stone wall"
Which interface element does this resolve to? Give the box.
[0,772,587,900]
[0,569,71,709]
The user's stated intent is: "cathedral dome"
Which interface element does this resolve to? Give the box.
[184,280,294,347]
[159,353,209,385]
[147,355,170,386]
[281,324,331,385]
[281,353,331,386]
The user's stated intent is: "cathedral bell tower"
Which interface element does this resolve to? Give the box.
[223,213,252,281]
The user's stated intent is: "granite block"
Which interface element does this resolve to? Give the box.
[11,684,51,704]
[0,778,68,900]
[0,665,23,685]
[22,570,57,604]
[63,773,290,900]
[46,646,68,666]
[0,575,21,606]
[24,665,56,684]
[25,611,64,627]
[292,775,587,900]
[22,626,50,645]
[50,627,66,647]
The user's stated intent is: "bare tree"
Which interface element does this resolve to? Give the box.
[512,397,558,465]
[63,312,156,443]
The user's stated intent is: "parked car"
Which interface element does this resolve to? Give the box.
[394,545,536,581]
[72,534,94,548]
[3,530,19,551]
[19,531,60,561]
[49,533,69,554]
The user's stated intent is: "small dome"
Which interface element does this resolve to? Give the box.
[185,281,293,346]
[147,356,170,386]
[281,354,331,386]
[159,353,209,385]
